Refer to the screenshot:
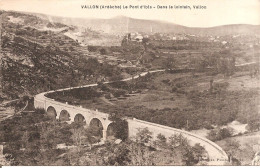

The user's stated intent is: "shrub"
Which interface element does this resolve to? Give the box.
[98,84,110,92]
[171,87,178,93]
[175,83,182,88]
[113,119,129,141]
[113,90,127,98]
[154,133,167,149]
[99,48,108,55]
[88,46,98,52]
[136,128,153,144]
[207,128,232,141]
[104,94,111,99]
[203,122,214,130]
[246,119,260,132]
[176,88,186,94]
[161,79,170,85]
[213,82,229,93]
[142,94,160,102]
[34,108,46,114]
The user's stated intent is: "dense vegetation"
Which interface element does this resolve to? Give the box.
[0,109,207,166]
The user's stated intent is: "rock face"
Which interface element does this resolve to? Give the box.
[252,152,260,165]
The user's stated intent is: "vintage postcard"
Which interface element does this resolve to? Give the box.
[0,0,259,166]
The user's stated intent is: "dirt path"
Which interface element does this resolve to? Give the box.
[0,99,19,107]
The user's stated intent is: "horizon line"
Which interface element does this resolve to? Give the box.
[2,9,260,29]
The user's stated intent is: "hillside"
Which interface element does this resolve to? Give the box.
[0,11,121,100]
[190,24,260,36]
[28,13,260,36]
[0,10,259,100]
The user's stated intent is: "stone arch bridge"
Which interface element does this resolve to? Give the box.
[35,92,114,139]
[34,70,229,165]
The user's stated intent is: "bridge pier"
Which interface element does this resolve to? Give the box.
[102,129,107,141]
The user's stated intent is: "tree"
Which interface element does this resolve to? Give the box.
[127,142,155,166]
[154,133,167,149]
[163,56,176,70]
[207,128,232,141]
[142,37,150,44]
[71,127,84,147]
[21,131,29,148]
[191,143,208,162]
[100,48,108,55]
[88,46,98,52]
[105,142,131,165]
[108,113,129,141]
[224,139,241,165]
[168,134,180,149]
[168,133,189,147]
[247,117,260,132]
[136,128,153,145]
[190,57,208,73]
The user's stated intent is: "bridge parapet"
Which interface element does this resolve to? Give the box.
[127,118,228,163]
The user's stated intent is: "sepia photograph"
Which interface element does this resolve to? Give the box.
[0,0,259,166]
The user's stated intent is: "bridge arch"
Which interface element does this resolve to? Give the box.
[106,122,117,139]
[74,113,86,125]
[89,118,104,138]
[59,110,70,122]
[46,106,57,120]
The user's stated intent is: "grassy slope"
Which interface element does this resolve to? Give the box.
[47,70,259,131]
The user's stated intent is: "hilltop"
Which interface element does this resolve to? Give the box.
[27,13,260,36]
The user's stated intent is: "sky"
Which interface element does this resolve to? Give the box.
[0,0,260,27]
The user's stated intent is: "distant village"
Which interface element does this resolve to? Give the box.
[124,31,258,46]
